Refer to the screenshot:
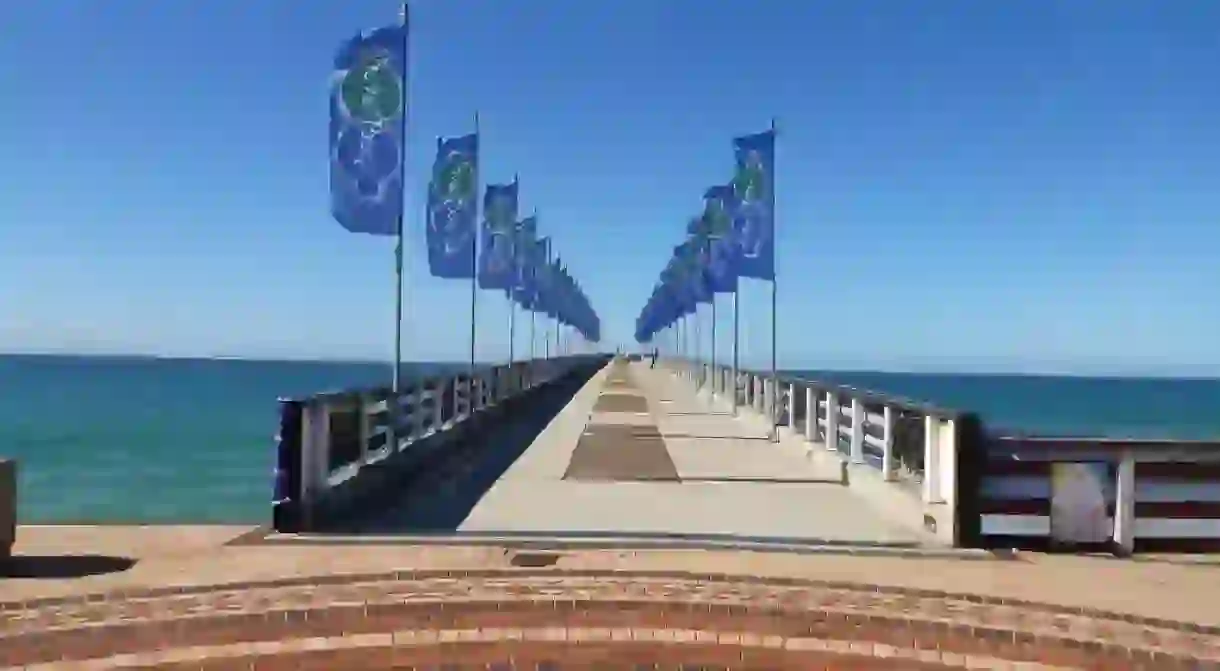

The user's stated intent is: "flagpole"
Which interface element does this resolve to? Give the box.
[529,234,537,361]
[391,3,410,394]
[711,296,718,397]
[769,117,779,442]
[508,298,516,363]
[681,316,687,362]
[697,303,707,392]
[508,173,519,364]
[544,242,551,359]
[731,289,739,415]
[469,112,480,387]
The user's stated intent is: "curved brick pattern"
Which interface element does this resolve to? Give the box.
[2,570,1217,669]
[22,631,1068,670]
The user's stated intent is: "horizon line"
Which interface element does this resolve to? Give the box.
[2,349,1217,380]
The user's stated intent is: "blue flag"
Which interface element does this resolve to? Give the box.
[732,130,776,280]
[701,184,739,293]
[425,134,478,277]
[478,181,519,290]
[329,18,408,236]
[519,235,548,310]
[510,216,537,304]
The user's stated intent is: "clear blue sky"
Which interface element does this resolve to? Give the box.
[1,0,1217,374]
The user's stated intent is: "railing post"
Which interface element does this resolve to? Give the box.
[1113,451,1136,556]
[850,398,864,463]
[272,399,304,533]
[299,400,330,529]
[804,386,814,441]
[923,415,942,503]
[435,380,446,428]
[881,405,894,480]
[787,382,796,430]
[357,392,373,465]
[825,392,838,450]
[762,378,772,420]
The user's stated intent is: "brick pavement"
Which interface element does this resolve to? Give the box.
[3,567,1218,669]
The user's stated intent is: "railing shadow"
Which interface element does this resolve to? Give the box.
[1,554,136,579]
[319,366,601,535]
[659,433,773,441]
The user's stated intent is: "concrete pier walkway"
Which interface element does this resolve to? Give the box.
[325,359,927,547]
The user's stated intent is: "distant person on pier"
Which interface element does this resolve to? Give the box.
[650,347,659,368]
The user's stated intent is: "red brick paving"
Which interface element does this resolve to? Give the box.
[2,569,1217,669]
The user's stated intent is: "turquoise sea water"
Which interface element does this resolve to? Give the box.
[2,354,1218,524]
[0,355,461,524]
[788,369,1220,440]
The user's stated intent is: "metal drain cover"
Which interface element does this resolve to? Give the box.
[508,551,562,568]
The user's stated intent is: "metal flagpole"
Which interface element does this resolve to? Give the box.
[529,223,539,361]
[507,173,519,363]
[469,112,479,386]
[711,296,718,396]
[543,243,551,359]
[675,319,681,361]
[697,305,707,390]
[769,118,779,442]
[508,297,516,363]
[731,290,739,415]
[681,314,689,363]
[391,3,410,393]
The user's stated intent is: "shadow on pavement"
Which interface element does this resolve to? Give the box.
[659,433,773,441]
[325,366,601,535]
[1,554,137,579]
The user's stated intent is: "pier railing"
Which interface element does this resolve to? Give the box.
[968,436,1220,554]
[273,354,609,532]
[666,357,1220,554]
[671,359,980,547]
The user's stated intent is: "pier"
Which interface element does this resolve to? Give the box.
[5,355,1220,668]
[260,354,1220,556]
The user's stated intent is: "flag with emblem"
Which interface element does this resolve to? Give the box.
[425,133,479,277]
[510,216,537,304]
[731,129,776,280]
[478,180,520,290]
[701,184,740,292]
[328,10,409,236]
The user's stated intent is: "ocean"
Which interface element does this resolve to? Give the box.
[2,354,1218,524]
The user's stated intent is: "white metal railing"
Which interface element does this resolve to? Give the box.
[273,355,606,531]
